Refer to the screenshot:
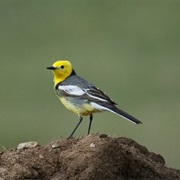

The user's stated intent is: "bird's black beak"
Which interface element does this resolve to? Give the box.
[46,66,56,70]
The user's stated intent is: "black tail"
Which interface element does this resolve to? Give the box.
[108,105,142,124]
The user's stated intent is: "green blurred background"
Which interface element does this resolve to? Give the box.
[0,0,180,169]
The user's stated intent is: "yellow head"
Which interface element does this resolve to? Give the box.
[47,60,73,85]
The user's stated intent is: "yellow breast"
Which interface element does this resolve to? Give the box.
[59,97,98,116]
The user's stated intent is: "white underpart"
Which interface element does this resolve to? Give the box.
[58,85,85,95]
[90,102,136,124]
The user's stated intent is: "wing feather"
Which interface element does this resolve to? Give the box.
[57,84,116,105]
[85,86,117,105]
[57,85,85,96]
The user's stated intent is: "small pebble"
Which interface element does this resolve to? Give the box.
[39,154,44,159]
[51,142,60,149]
[90,143,96,148]
[17,141,38,150]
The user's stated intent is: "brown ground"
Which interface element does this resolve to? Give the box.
[0,133,180,180]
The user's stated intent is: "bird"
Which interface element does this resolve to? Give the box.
[46,60,142,138]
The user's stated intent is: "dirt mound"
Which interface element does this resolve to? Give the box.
[0,133,179,179]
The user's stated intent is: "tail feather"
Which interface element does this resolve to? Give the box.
[108,106,142,124]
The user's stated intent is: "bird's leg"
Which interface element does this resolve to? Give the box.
[87,114,93,135]
[68,116,83,139]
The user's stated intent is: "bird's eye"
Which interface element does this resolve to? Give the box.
[60,65,64,69]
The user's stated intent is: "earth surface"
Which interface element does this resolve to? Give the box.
[0,133,180,180]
